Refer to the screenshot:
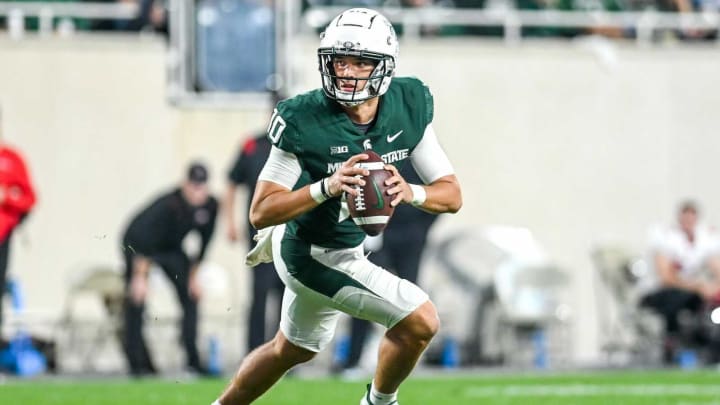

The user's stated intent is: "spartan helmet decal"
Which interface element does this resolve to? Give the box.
[317,8,399,107]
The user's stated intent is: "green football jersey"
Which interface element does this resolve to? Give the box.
[267,77,434,249]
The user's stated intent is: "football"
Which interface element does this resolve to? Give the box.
[346,150,395,236]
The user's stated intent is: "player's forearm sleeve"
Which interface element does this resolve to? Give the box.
[257,146,302,190]
[410,124,455,184]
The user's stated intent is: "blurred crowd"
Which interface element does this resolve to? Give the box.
[0,0,718,41]
[0,0,168,34]
[304,0,720,40]
[92,0,168,33]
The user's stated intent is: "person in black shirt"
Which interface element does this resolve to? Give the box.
[121,162,218,376]
[224,133,284,353]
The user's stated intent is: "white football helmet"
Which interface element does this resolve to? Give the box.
[318,8,399,107]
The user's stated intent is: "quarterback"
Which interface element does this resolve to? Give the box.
[213,8,462,405]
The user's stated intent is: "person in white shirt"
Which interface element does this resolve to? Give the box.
[640,200,720,363]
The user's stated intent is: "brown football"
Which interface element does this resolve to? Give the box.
[346,150,395,236]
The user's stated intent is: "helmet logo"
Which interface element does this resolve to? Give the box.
[343,41,355,49]
[387,36,392,45]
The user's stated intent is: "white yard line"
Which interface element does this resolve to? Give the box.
[675,402,720,405]
[466,384,720,397]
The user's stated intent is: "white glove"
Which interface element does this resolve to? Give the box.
[245,226,276,267]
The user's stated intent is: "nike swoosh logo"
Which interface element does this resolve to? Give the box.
[386,130,403,143]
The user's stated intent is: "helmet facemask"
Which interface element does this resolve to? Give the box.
[318,48,396,107]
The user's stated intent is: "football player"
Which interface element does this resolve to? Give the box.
[213,8,462,405]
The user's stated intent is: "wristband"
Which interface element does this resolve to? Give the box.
[409,184,426,206]
[310,179,330,204]
[320,177,332,199]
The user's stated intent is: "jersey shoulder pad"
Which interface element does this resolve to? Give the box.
[391,77,434,126]
[267,90,326,154]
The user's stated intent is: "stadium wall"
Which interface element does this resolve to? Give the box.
[1,35,719,366]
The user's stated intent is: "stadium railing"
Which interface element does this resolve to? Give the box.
[1,2,717,45]
[0,2,138,36]
[303,6,720,45]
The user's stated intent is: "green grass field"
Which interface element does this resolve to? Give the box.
[1,370,719,405]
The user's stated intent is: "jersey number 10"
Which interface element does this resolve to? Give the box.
[267,109,287,144]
